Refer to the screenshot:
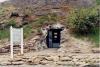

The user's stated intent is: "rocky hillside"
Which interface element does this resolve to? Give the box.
[0,1,99,67]
[0,0,99,44]
[10,0,96,8]
[4,0,94,16]
[0,0,96,25]
[0,0,96,22]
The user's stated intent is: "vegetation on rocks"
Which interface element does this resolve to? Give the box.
[67,7,99,34]
[0,0,99,46]
[96,0,100,5]
[0,0,99,66]
[0,29,9,40]
[67,6,100,47]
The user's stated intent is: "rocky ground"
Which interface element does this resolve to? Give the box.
[0,27,100,67]
[0,49,100,67]
[0,0,99,66]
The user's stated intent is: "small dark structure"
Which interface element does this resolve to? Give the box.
[10,12,19,18]
[46,28,63,48]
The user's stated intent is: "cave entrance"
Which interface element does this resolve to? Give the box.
[46,29,62,48]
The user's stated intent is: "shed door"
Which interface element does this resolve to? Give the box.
[46,29,61,48]
[52,30,60,48]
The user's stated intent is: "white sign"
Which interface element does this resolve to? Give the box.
[10,26,24,59]
[12,28,22,44]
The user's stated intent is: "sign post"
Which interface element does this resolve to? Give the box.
[21,28,23,54]
[10,26,13,59]
[10,26,24,59]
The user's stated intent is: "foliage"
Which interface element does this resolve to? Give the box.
[74,27,100,47]
[96,0,100,5]
[22,13,57,38]
[48,13,57,22]
[67,7,99,34]
[23,24,33,39]
[33,14,57,27]
[0,7,3,15]
[0,13,57,39]
[7,19,16,27]
[0,29,9,40]
[88,27,100,47]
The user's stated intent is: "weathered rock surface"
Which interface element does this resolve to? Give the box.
[92,48,100,53]
[81,64,100,67]
[0,23,99,55]
[0,45,10,53]
[10,0,96,8]
[0,49,99,67]
[58,28,93,54]
[60,56,72,61]
[25,54,100,67]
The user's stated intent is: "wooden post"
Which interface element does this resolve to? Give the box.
[10,26,13,59]
[21,28,23,54]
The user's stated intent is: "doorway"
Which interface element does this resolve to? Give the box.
[46,29,62,48]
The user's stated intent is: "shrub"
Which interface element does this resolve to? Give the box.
[0,29,9,40]
[33,14,57,27]
[23,24,33,38]
[7,19,16,27]
[67,7,99,34]
[96,0,100,5]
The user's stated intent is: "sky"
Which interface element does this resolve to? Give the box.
[0,0,8,3]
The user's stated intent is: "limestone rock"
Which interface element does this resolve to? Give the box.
[58,35,92,53]
[81,64,100,67]
[0,61,11,66]
[60,56,72,61]
[53,56,59,62]
[11,61,24,65]
[40,60,49,65]
[92,48,100,53]
[27,56,44,65]
[44,57,54,61]
[56,61,74,65]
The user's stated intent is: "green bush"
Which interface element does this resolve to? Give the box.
[23,24,33,38]
[67,7,99,34]
[7,19,16,27]
[33,14,57,27]
[96,0,100,5]
[0,29,9,40]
